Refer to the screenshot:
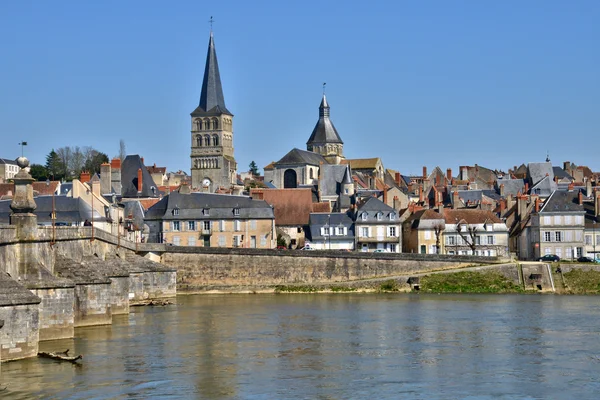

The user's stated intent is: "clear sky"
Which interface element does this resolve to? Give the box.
[1,0,598,176]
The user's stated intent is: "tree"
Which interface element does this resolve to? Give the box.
[56,146,73,179]
[433,223,445,255]
[118,139,126,162]
[249,160,259,176]
[45,149,63,180]
[70,146,85,178]
[29,163,47,181]
[83,150,109,175]
[456,221,478,254]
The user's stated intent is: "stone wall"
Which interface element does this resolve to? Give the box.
[0,304,39,361]
[32,286,75,341]
[74,283,112,327]
[143,271,177,299]
[162,248,499,291]
[109,277,130,315]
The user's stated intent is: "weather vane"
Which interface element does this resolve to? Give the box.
[323,82,326,95]
[18,141,28,157]
[209,16,214,31]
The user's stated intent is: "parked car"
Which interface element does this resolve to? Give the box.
[276,246,287,250]
[538,254,560,262]
[299,246,314,251]
[577,256,599,263]
[373,249,390,253]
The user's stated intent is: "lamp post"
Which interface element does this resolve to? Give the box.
[46,178,55,245]
[87,185,95,242]
[594,221,597,260]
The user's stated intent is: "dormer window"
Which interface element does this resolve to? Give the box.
[233,208,240,216]
[376,212,383,221]
[390,212,396,221]
[202,208,210,216]
[173,206,180,216]
[361,213,367,221]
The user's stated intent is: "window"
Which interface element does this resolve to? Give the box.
[555,232,562,242]
[575,231,582,241]
[188,236,196,246]
[213,135,219,146]
[219,220,225,231]
[566,247,572,258]
[543,216,551,225]
[361,213,367,221]
[173,207,179,216]
[250,220,257,230]
[575,216,583,225]
[203,221,211,231]
[376,212,382,221]
[261,235,267,247]
[555,216,562,225]
[310,169,314,179]
[172,221,180,231]
[389,243,397,253]
[565,216,572,225]
[565,231,573,241]
[202,208,210,216]
[234,208,240,216]
[234,220,241,231]
[447,236,455,245]
[196,136,202,147]
[218,235,226,247]
[429,245,437,254]
[474,236,481,245]
[544,232,551,242]
[577,247,583,257]
[424,231,431,240]
[388,227,396,237]
[321,227,329,236]
[172,236,180,246]
[555,248,562,258]
[597,235,600,245]
[487,235,494,245]
[390,213,396,221]
[188,221,195,231]
[361,227,369,237]
[204,135,210,146]
[586,235,592,245]
[485,224,493,232]
[233,235,241,247]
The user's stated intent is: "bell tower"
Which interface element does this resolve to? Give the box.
[190,29,237,191]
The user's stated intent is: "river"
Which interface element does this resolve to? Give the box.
[2,294,600,399]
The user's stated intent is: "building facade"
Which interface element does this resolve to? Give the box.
[307,212,355,250]
[0,158,19,183]
[442,209,509,256]
[402,209,446,254]
[190,31,237,192]
[355,197,401,252]
[145,189,275,248]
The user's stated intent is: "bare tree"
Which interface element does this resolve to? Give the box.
[56,146,73,179]
[70,146,85,177]
[433,223,445,254]
[119,139,126,162]
[456,221,478,254]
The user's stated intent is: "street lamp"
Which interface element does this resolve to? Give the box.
[594,220,597,260]
[46,178,55,245]
[86,185,95,242]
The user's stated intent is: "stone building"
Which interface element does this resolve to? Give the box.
[0,158,19,183]
[354,197,401,253]
[145,187,275,248]
[306,94,344,165]
[190,31,237,192]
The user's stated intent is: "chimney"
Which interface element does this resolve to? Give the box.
[564,161,570,171]
[100,163,111,195]
[461,166,468,180]
[110,158,121,169]
[586,179,593,197]
[423,166,427,178]
[500,183,505,197]
[578,190,583,205]
[110,158,122,196]
[395,172,401,186]
[141,157,145,166]
[419,187,424,203]
[524,182,529,194]
[568,182,574,192]
[383,187,388,206]
[500,199,506,213]
[452,191,459,209]
[137,168,143,193]
[446,168,452,181]
[517,193,527,221]
[393,195,399,210]
[91,177,101,197]
[80,171,90,184]
[535,197,540,213]
[554,175,559,183]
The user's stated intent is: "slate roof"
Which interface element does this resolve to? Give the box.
[308,212,355,241]
[145,191,274,221]
[343,158,381,171]
[306,95,343,146]
[356,197,397,224]
[274,148,325,166]
[190,33,231,116]
[442,209,503,225]
[0,196,104,225]
[0,272,42,306]
[250,188,313,226]
[497,178,525,197]
[552,167,573,181]
[320,164,351,197]
[528,162,554,186]
[539,190,585,213]
[530,175,557,197]
[0,158,18,165]
[404,209,445,229]
[121,155,160,198]
[456,190,483,203]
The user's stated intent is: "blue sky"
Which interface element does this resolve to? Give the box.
[1,0,598,176]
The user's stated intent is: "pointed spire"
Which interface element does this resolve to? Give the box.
[195,31,230,115]
[307,93,342,146]
[319,94,330,117]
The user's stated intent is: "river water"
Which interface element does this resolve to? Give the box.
[2,294,600,399]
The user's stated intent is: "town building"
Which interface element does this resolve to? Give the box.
[190,31,237,192]
[0,158,19,183]
[307,212,355,250]
[403,209,446,254]
[145,187,275,248]
[354,197,401,252]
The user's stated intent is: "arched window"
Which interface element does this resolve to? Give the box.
[195,120,202,131]
[204,135,210,146]
[213,135,219,146]
[196,135,202,147]
[284,169,298,189]
[309,169,314,179]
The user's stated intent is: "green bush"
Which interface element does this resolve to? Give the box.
[378,280,399,292]
[420,271,523,293]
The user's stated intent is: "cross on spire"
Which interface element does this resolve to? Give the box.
[323,82,326,95]
[209,16,214,32]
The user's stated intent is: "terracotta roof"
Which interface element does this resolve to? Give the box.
[311,202,331,213]
[0,181,59,197]
[250,188,313,226]
[342,158,381,170]
[138,198,161,211]
[442,209,502,224]
[263,162,275,170]
[147,164,166,174]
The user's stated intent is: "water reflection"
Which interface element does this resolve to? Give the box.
[2,294,600,399]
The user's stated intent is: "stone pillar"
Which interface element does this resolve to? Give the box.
[9,157,38,241]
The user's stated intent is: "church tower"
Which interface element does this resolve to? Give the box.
[190,31,236,192]
[306,94,344,164]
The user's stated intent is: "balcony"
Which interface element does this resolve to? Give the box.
[357,236,400,243]
[201,228,212,236]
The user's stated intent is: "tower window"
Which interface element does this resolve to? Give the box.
[212,119,219,130]
[213,135,219,146]
[204,135,210,146]
[196,135,202,147]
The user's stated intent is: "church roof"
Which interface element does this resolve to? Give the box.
[275,148,325,166]
[306,94,343,146]
[191,32,232,117]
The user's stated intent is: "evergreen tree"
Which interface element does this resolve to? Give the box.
[45,149,63,180]
[249,160,259,176]
[29,164,48,181]
[83,150,109,174]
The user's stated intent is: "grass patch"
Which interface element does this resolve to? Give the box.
[329,286,357,292]
[562,269,600,294]
[378,280,399,292]
[274,285,318,293]
[420,271,524,294]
